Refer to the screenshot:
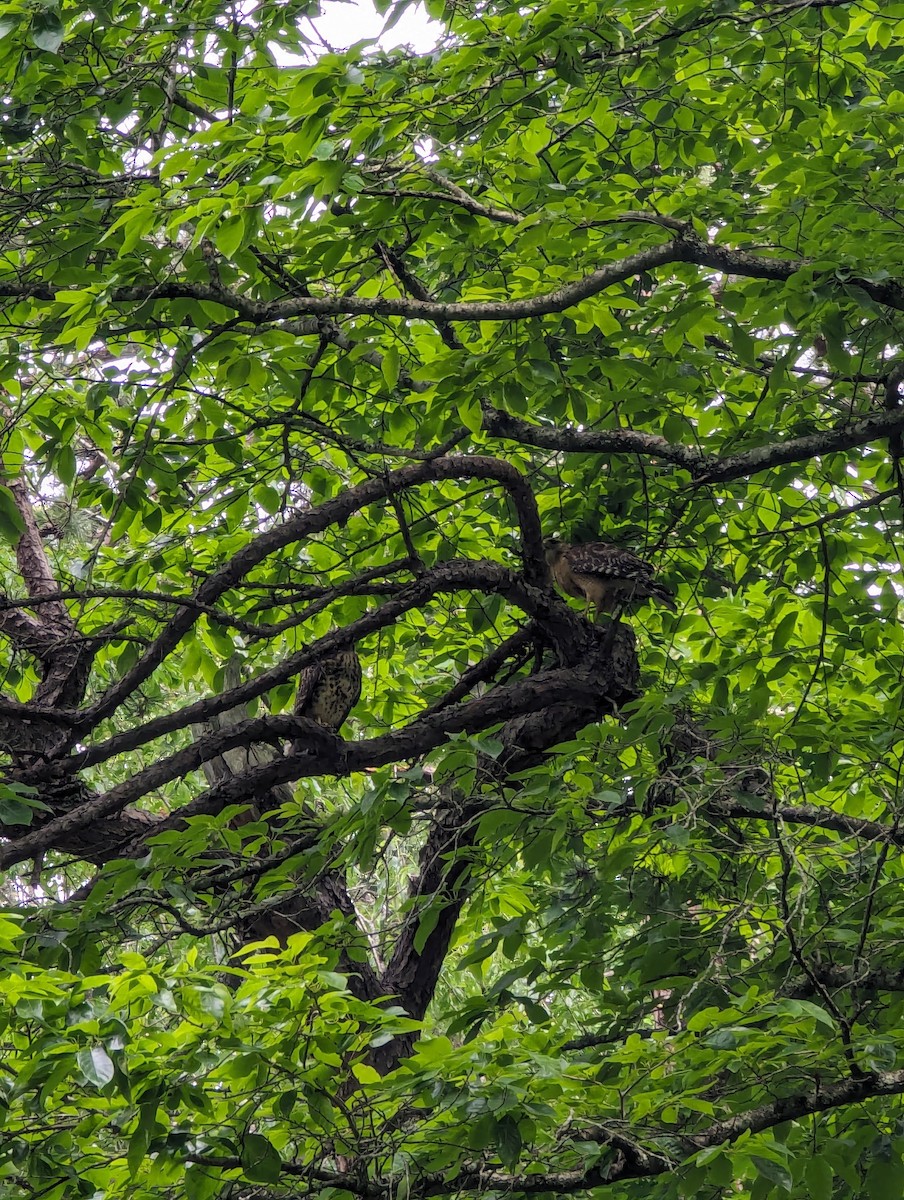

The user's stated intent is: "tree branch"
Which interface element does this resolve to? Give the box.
[711,797,904,848]
[188,1066,904,1196]
[5,234,904,325]
[482,399,904,486]
[2,655,626,870]
[0,463,94,711]
[421,167,522,225]
[481,403,712,473]
[0,241,685,322]
[52,560,571,775]
[76,457,545,732]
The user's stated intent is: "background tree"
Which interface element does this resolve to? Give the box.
[1,0,904,1196]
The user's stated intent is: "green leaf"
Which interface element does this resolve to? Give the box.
[185,1164,221,1200]
[468,1114,497,1150]
[0,799,37,827]
[752,1156,792,1191]
[804,1157,834,1200]
[199,988,228,1018]
[240,1133,281,1184]
[495,1115,522,1167]
[127,1124,151,1177]
[30,9,64,52]
[866,1160,901,1200]
[0,784,50,827]
[413,902,441,954]
[771,610,797,651]
[215,215,246,258]
[793,1000,837,1030]
[0,486,25,544]
[55,444,77,488]
[382,346,400,389]
[77,1046,115,1088]
[458,395,482,434]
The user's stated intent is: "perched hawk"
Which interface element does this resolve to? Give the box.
[294,646,362,735]
[545,539,676,620]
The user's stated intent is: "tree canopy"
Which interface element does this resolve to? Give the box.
[1,0,904,1195]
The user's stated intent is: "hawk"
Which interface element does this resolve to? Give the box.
[545,539,676,620]
[294,646,362,735]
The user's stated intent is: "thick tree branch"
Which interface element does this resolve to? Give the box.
[6,479,70,623]
[482,400,904,486]
[77,457,545,732]
[0,242,686,322]
[482,404,712,473]
[688,1067,904,1151]
[190,1066,904,1196]
[4,234,904,326]
[711,797,904,848]
[1,661,617,870]
[0,469,94,712]
[53,561,572,774]
[367,623,639,1072]
[374,238,463,351]
[696,407,904,484]
[784,963,904,997]
[170,89,218,123]
[0,558,415,641]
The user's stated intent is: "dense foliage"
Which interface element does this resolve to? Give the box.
[2,0,904,1195]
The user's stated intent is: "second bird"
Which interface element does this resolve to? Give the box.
[293,646,363,743]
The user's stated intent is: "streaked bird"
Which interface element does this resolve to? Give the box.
[294,646,362,734]
[544,539,676,621]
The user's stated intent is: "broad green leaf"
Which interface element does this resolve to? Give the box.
[382,346,400,390]
[0,486,24,544]
[215,215,246,258]
[240,1134,281,1184]
[30,9,64,52]
[77,1046,115,1088]
[805,1157,834,1200]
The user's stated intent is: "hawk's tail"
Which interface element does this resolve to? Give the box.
[649,582,678,612]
